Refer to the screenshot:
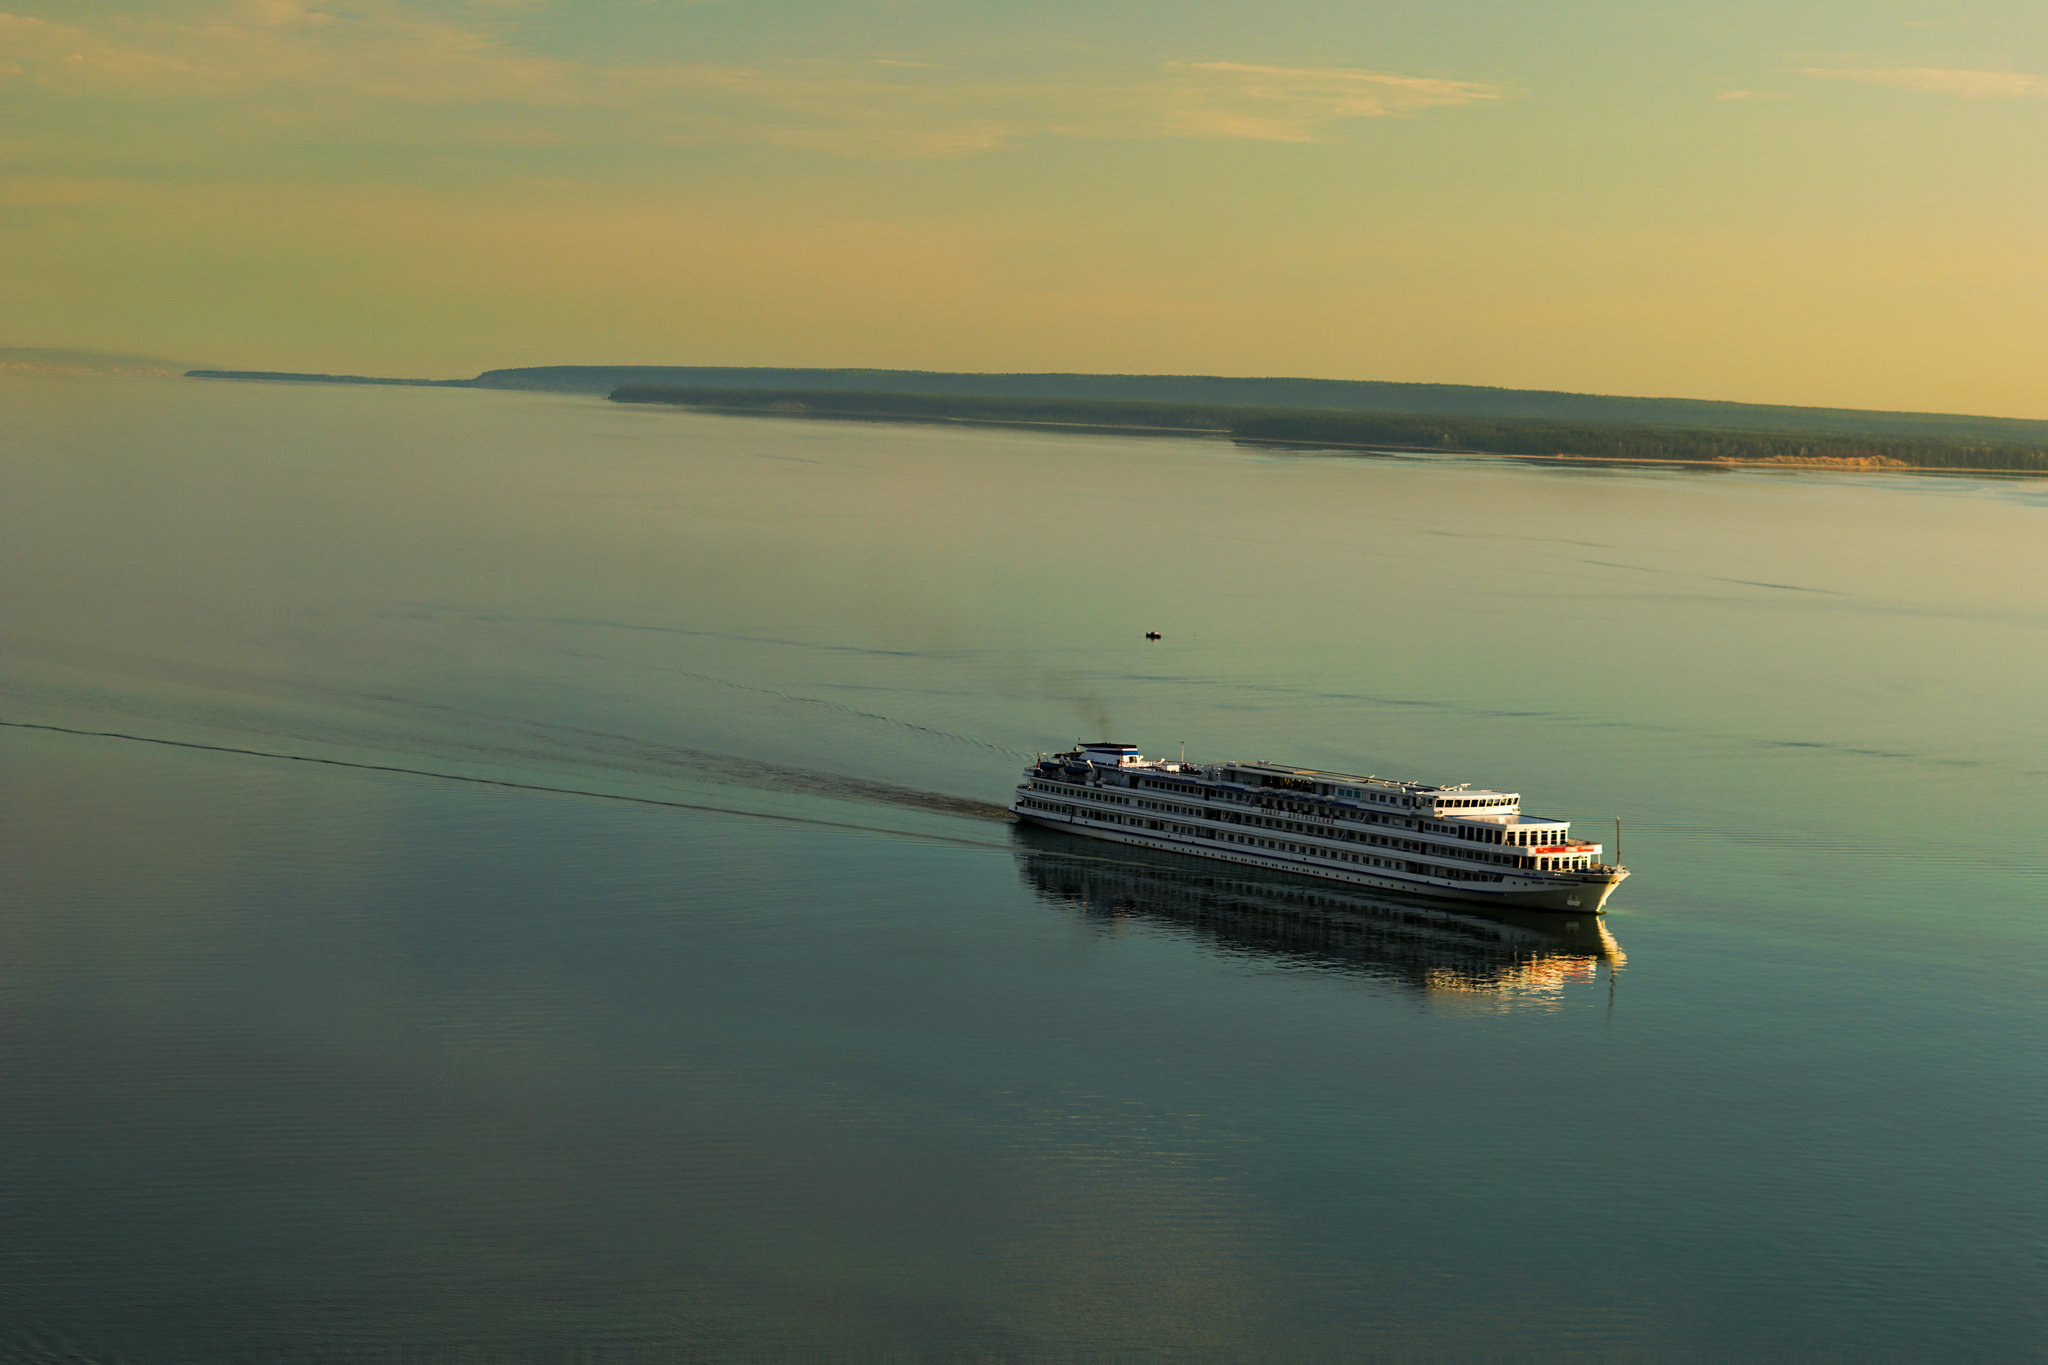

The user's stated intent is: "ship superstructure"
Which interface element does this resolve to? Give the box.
[1011,742,1628,913]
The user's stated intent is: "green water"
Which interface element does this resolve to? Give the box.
[2,374,2042,1358]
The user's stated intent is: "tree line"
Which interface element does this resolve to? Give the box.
[607,386,2048,472]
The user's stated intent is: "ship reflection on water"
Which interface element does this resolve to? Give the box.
[1014,825,1623,1004]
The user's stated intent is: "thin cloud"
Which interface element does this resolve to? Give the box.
[0,11,211,87]
[0,2,569,102]
[946,61,1502,147]
[1792,67,2048,97]
[1152,61,1500,141]
[1178,62,1501,116]
[0,4,1503,159]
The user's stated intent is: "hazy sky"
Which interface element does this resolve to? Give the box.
[6,0,2046,413]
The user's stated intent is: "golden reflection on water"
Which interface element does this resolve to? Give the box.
[1424,921,1626,997]
[1014,826,1622,1006]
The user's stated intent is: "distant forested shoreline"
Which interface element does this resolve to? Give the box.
[608,385,2048,473]
[187,365,2048,447]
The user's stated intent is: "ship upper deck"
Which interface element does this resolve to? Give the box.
[1216,757,1474,797]
[1206,759,1521,814]
[1053,746,1527,815]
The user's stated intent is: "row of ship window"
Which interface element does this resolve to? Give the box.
[1066,778,1431,836]
[1231,812,1531,870]
[1028,782,1591,871]
[1016,798,1508,880]
[1136,776,1522,825]
[1152,774,1436,817]
[1029,781,1131,805]
[1137,778,1202,796]
[1444,822,1569,846]
[1212,827,1409,870]
[1174,787,1411,830]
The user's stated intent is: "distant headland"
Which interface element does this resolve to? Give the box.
[3,347,191,378]
[186,365,2048,472]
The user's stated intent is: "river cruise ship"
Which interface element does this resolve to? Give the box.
[1011,742,1629,913]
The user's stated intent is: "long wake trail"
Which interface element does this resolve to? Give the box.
[0,719,1015,846]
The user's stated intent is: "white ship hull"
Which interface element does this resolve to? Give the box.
[1010,744,1629,915]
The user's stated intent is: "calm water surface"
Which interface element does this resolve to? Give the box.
[2,375,2043,1358]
